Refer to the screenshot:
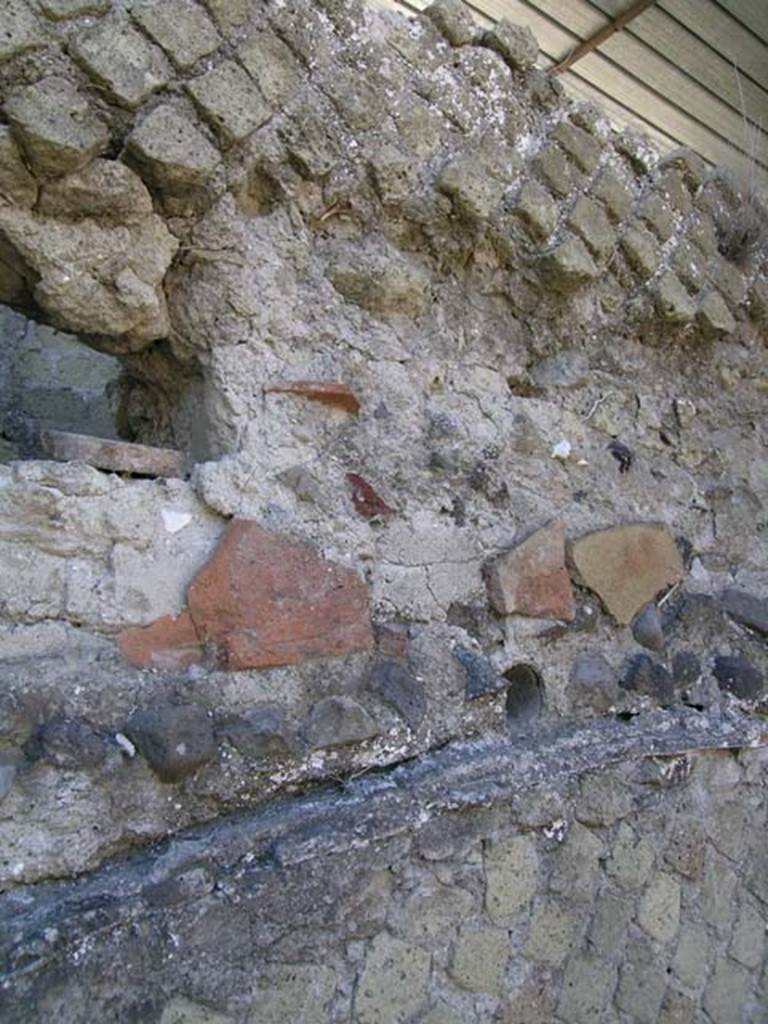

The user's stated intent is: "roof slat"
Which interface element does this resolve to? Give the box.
[657,0,768,92]
[527,0,768,166]
[712,0,768,47]
[590,0,768,126]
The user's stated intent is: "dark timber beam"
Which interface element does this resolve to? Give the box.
[551,0,657,74]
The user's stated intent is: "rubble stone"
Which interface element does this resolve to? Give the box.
[303,696,378,749]
[483,19,538,70]
[125,704,216,783]
[424,0,477,46]
[354,934,431,1024]
[4,78,109,179]
[570,524,684,624]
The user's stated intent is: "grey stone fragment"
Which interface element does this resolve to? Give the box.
[587,891,632,956]
[655,271,696,323]
[663,815,705,879]
[70,17,171,109]
[437,148,512,222]
[567,195,615,259]
[672,922,710,989]
[593,167,635,222]
[701,856,738,934]
[513,180,558,240]
[450,924,509,994]
[539,234,599,291]
[631,602,665,651]
[671,651,701,688]
[187,61,272,144]
[0,1,45,63]
[23,716,107,769]
[424,0,477,46]
[218,704,296,760]
[552,121,602,173]
[126,104,220,194]
[576,771,632,826]
[366,660,426,730]
[534,145,578,197]
[238,28,303,107]
[548,822,602,901]
[729,898,765,970]
[251,962,336,1024]
[125,704,216,783]
[722,588,768,635]
[615,935,668,1024]
[523,899,579,965]
[713,655,764,699]
[132,0,221,70]
[0,762,17,802]
[620,653,674,703]
[703,957,752,1024]
[569,651,619,713]
[639,192,676,241]
[303,696,378,749]
[328,243,430,317]
[638,872,681,945]
[38,159,153,224]
[354,933,431,1024]
[39,0,110,19]
[484,835,538,920]
[605,822,655,889]
[697,290,736,336]
[0,126,37,206]
[160,996,234,1024]
[202,0,249,29]
[558,953,616,1024]
[621,223,660,279]
[4,77,109,179]
[452,645,505,699]
[658,990,697,1024]
[483,19,538,71]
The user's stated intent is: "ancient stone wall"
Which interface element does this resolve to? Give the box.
[0,0,767,1020]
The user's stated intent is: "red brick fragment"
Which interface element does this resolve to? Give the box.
[347,473,396,518]
[117,610,204,670]
[265,380,361,413]
[484,520,575,622]
[187,519,374,669]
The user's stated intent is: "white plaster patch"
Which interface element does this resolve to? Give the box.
[161,508,193,534]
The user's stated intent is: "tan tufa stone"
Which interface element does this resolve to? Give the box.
[187,519,374,669]
[484,520,575,621]
[570,524,684,624]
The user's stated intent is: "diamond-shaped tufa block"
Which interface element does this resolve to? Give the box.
[70,16,171,109]
[4,77,109,178]
[186,60,272,145]
[131,0,221,70]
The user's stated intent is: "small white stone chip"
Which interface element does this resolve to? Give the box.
[551,439,572,460]
[161,508,192,534]
[114,732,136,758]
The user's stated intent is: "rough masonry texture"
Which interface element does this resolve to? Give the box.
[0,0,767,1020]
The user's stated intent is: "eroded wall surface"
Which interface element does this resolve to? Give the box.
[0,0,767,1020]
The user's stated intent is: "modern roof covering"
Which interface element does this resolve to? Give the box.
[375,0,768,188]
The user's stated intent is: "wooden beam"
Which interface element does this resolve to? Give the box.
[551,0,657,74]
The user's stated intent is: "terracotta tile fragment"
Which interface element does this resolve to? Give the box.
[265,380,361,413]
[187,519,373,669]
[346,472,396,518]
[117,609,204,670]
[484,520,575,622]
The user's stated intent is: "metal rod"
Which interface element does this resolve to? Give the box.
[551,0,657,74]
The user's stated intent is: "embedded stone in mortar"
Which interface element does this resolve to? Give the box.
[187,519,374,669]
[484,520,575,621]
[570,524,684,625]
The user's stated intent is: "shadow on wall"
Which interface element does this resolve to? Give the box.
[0,304,121,459]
